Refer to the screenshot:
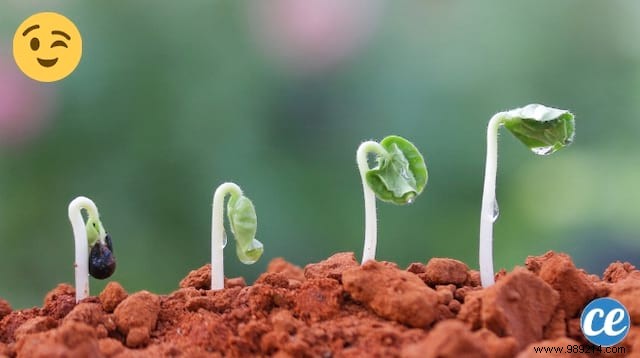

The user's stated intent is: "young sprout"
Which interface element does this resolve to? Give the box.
[68,196,116,302]
[479,104,575,287]
[211,182,264,290]
[357,135,427,265]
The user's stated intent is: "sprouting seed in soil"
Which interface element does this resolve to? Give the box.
[357,135,427,265]
[89,233,116,279]
[68,196,116,302]
[211,182,263,290]
[479,104,574,287]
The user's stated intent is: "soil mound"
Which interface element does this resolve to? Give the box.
[1,251,638,357]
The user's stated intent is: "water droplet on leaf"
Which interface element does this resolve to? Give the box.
[531,146,555,156]
[222,230,228,249]
[406,193,415,204]
[492,199,499,222]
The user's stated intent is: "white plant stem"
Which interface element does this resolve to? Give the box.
[479,112,507,287]
[211,182,243,290]
[68,196,101,303]
[357,141,388,265]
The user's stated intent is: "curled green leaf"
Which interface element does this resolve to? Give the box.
[503,104,575,156]
[365,135,427,204]
[227,194,262,264]
[85,217,103,248]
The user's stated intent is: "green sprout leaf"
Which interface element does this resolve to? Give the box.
[235,239,264,265]
[503,104,575,156]
[85,217,103,248]
[227,194,263,264]
[365,135,427,205]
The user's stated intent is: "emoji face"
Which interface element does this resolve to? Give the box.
[13,12,82,82]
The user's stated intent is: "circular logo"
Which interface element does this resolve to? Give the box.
[580,297,630,347]
[13,12,82,82]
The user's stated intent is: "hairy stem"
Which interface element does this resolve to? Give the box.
[211,182,243,290]
[68,196,101,303]
[479,112,506,287]
[357,141,388,265]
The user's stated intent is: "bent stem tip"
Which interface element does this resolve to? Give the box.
[211,183,242,290]
[211,182,263,291]
[357,141,386,265]
[68,196,101,302]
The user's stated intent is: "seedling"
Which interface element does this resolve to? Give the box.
[211,182,264,290]
[68,196,116,302]
[357,135,427,264]
[479,104,575,287]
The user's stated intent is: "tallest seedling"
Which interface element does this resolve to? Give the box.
[479,104,575,287]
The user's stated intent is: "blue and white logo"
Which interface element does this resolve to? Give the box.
[580,297,630,347]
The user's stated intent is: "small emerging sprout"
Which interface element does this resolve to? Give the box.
[211,182,263,290]
[357,135,428,265]
[479,104,575,287]
[68,196,116,302]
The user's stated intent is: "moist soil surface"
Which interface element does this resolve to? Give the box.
[1,251,639,357]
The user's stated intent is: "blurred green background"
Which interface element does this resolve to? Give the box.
[1,1,639,308]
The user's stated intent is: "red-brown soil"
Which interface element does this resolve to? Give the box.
[1,251,639,357]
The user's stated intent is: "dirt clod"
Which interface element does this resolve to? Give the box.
[532,252,595,317]
[295,278,342,322]
[255,272,290,289]
[603,261,638,284]
[64,302,115,339]
[267,257,305,283]
[99,281,128,313]
[179,264,211,290]
[114,291,161,347]
[304,252,358,282]
[342,260,439,328]
[424,258,469,286]
[481,267,560,349]
[15,321,100,357]
[42,284,76,320]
